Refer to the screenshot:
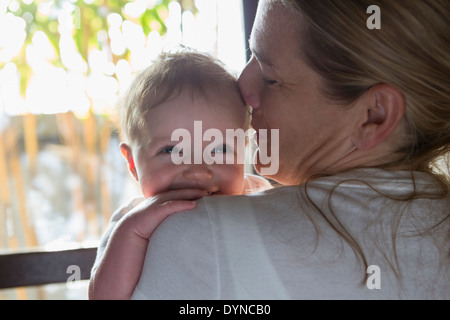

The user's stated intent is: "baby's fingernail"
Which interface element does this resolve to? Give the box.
[188,201,197,207]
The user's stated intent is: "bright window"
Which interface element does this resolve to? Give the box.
[0,0,246,299]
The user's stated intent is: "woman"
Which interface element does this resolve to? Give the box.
[90,0,449,299]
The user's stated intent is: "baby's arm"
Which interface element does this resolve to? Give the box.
[88,189,207,300]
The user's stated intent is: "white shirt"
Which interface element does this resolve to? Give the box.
[130,169,450,299]
[92,174,272,279]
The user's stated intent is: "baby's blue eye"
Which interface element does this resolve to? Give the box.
[161,146,181,154]
[212,145,229,153]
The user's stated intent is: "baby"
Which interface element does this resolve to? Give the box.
[89,50,272,299]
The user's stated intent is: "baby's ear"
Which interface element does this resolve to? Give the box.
[120,142,139,181]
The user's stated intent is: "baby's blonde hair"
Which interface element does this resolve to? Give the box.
[119,49,247,145]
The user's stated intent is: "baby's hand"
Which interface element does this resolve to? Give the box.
[117,188,208,240]
[89,189,207,300]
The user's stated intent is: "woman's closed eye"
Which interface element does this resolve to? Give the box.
[263,77,278,86]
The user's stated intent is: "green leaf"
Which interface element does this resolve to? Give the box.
[5,0,173,98]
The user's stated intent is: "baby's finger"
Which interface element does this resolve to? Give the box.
[133,200,197,239]
[152,188,208,204]
[158,199,197,217]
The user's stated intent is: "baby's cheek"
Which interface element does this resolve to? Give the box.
[140,180,159,198]
[219,165,246,195]
[139,172,173,198]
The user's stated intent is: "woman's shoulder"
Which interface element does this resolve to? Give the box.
[160,167,449,231]
[154,185,303,239]
[200,184,300,216]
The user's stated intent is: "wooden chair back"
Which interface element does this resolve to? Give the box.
[0,247,97,289]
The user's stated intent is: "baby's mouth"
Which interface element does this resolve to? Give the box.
[169,185,219,195]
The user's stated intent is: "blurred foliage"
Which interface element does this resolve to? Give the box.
[1,0,198,96]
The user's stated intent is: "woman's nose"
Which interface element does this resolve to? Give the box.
[183,165,213,182]
[238,58,261,110]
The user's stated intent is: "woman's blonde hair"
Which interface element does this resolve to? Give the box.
[285,0,450,177]
[281,0,450,282]
[119,49,247,145]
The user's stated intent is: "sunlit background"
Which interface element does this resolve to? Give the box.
[0,0,246,116]
[0,0,247,299]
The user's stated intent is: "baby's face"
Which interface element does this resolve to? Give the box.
[125,89,249,198]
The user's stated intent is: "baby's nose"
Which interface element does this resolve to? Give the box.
[183,165,213,181]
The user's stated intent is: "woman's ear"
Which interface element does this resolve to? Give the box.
[120,142,139,182]
[353,83,405,151]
